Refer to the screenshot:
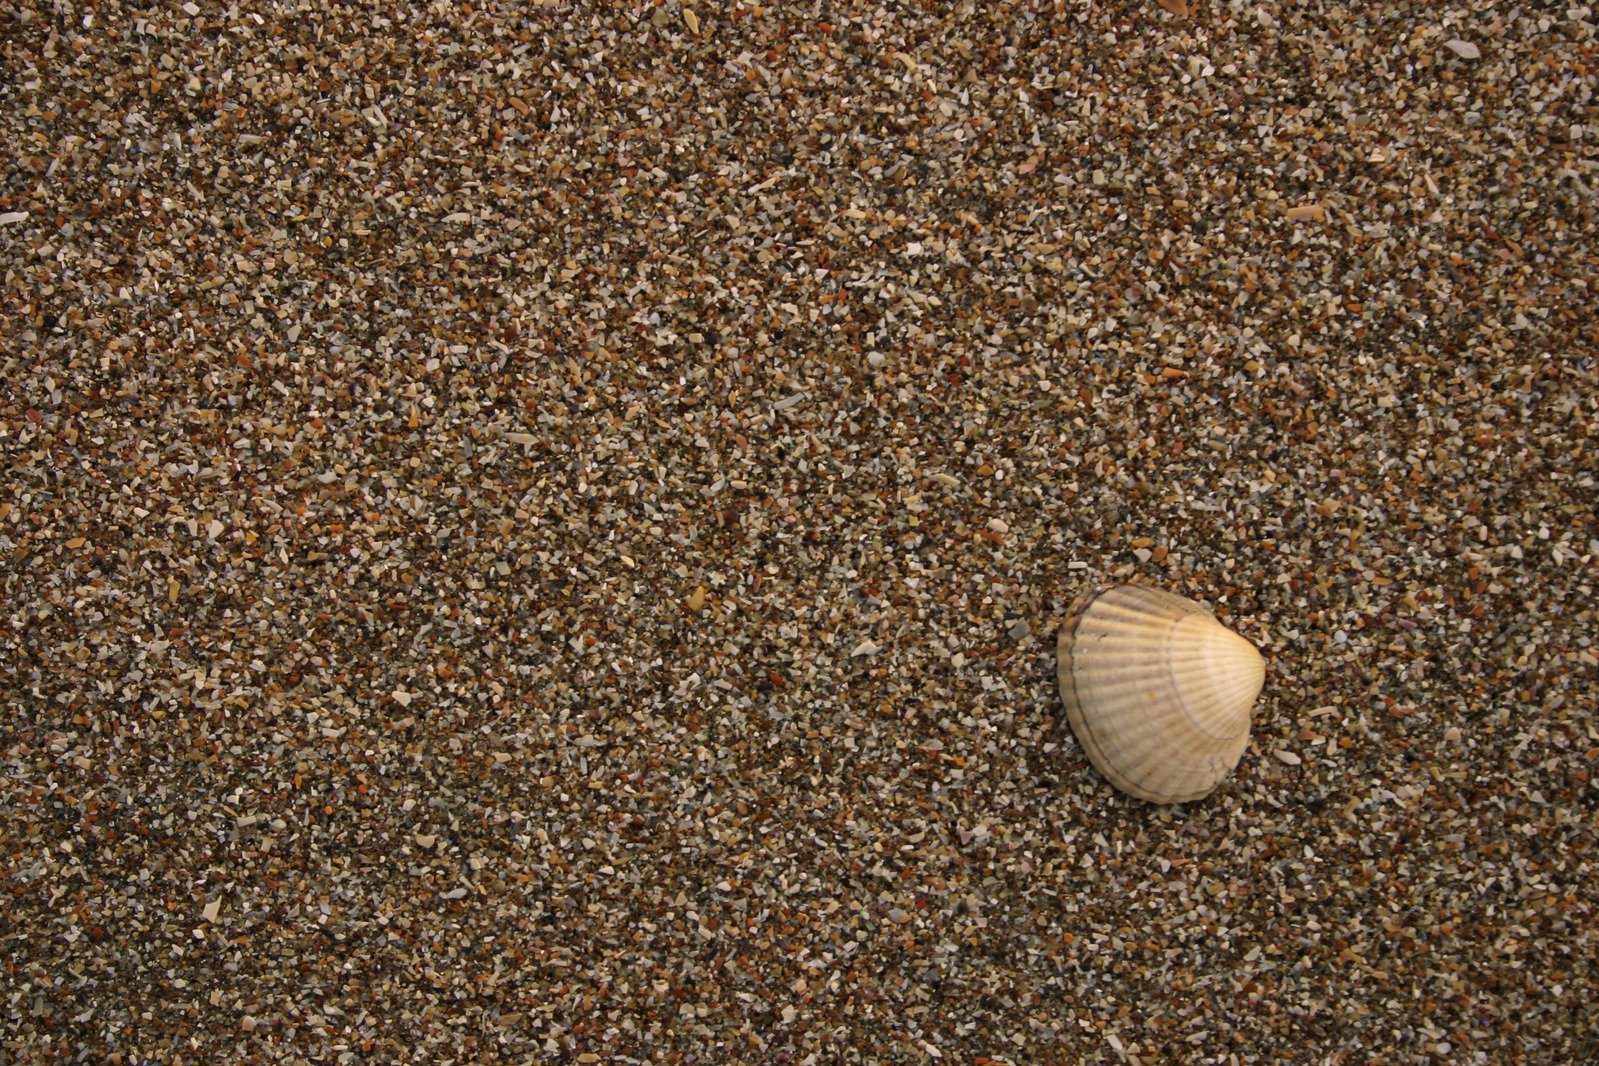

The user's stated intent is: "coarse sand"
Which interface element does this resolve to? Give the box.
[2,2,1595,1063]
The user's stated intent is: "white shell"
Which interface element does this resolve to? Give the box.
[1057,585,1265,804]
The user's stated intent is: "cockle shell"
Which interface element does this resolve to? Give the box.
[1057,585,1265,804]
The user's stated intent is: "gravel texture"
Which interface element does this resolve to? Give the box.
[3,1,1596,1063]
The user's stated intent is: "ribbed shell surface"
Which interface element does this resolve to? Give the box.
[1057,585,1265,804]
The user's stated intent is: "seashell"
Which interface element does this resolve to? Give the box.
[1057,585,1265,804]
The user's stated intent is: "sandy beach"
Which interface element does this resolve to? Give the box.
[2,2,1595,1062]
